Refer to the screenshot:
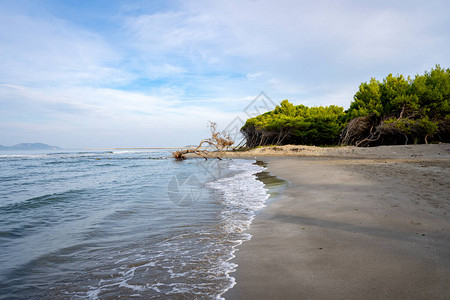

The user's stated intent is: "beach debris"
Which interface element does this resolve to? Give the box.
[172,121,234,160]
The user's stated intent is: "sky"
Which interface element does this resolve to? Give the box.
[0,0,449,148]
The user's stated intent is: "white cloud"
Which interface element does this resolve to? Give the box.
[122,0,450,99]
[1,0,449,147]
[126,11,218,50]
[0,83,239,147]
[246,72,265,80]
[145,64,187,79]
[0,12,132,87]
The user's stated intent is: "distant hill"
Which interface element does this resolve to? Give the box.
[0,143,61,150]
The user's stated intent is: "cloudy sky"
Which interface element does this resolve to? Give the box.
[0,0,449,148]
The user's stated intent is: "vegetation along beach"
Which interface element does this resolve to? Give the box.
[223,66,450,299]
[224,144,450,299]
[1,1,449,299]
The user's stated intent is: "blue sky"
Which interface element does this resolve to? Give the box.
[0,0,449,148]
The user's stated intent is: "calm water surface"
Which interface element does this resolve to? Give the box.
[0,149,279,299]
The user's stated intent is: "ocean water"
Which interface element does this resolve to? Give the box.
[0,149,282,299]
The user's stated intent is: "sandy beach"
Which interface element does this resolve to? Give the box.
[224,144,450,299]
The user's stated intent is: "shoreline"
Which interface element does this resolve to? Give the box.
[223,143,450,159]
[224,144,450,299]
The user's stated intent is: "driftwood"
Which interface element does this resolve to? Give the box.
[172,149,209,160]
[172,141,222,161]
[172,122,233,160]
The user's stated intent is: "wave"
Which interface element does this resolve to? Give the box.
[72,159,269,300]
[0,156,272,299]
[206,160,269,298]
[0,150,172,161]
[0,189,86,213]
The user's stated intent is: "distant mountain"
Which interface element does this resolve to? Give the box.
[0,143,61,150]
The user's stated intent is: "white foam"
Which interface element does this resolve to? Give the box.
[206,159,269,298]
[82,159,269,299]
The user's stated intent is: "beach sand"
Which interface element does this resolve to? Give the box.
[223,144,450,299]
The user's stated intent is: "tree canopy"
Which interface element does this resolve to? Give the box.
[242,100,345,147]
[342,65,450,146]
[242,65,450,147]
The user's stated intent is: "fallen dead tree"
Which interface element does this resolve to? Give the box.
[340,115,377,146]
[340,113,447,147]
[172,121,234,160]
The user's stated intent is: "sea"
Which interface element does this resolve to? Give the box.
[0,149,285,299]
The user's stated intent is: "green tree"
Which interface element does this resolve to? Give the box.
[342,65,450,146]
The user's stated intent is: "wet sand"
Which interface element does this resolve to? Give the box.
[224,144,450,299]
